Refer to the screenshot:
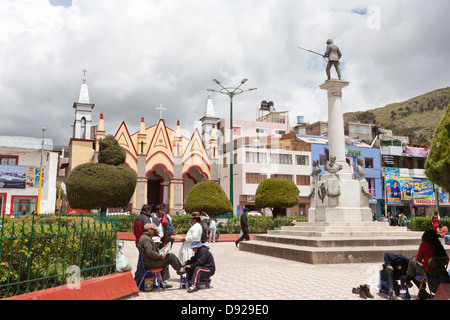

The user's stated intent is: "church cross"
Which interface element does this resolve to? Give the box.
[82,68,87,77]
[156,104,167,119]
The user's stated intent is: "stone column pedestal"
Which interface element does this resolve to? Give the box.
[319,80,351,175]
[309,80,372,223]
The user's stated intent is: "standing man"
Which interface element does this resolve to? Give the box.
[235,207,250,247]
[151,204,176,249]
[134,204,153,247]
[200,212,210,243]
[324,39,342,81]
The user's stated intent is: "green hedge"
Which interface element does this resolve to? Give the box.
[117,213,308,235]
[215,216,307,234]
[0,214,117,298]
[410,216,450,231]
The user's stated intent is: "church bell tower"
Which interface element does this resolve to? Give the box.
[72,69,95,140]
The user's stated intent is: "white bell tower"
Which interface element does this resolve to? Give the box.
[72,69,95,140]
[199,90,220,149]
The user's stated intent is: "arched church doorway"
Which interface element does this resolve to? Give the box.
[183,166,208,205]
[147,165,172,209]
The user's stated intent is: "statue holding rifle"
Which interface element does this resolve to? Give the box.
[298,39,342,82]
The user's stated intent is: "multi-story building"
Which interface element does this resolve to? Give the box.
[223,133,312,216]
[380,143,449,217]
[214,101,313,216]
[294,134,383,219]
[0,135,59,215]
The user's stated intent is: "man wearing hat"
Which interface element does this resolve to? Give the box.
[178,212,203,263]
[183,240,216,293]
[137,223,185,289]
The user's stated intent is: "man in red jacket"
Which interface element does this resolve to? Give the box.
[134,204,152,247]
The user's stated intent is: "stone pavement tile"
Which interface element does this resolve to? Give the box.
[121,240,419,301]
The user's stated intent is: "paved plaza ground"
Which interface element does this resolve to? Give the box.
[120,239,424,301]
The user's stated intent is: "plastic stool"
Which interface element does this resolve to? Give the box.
[139,267,163,292]
[379,278,410,299]
[180,274,211,289]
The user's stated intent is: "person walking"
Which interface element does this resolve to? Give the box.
[235,207,250,247]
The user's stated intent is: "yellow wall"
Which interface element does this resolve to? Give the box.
[69,139,95,172]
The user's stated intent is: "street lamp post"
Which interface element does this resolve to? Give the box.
[37,127,45,214]
[210,79,256,215]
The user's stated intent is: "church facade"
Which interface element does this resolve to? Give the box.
[114,116,218,213]
[68,75,219,214]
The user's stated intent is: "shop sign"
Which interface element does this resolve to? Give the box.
[346,149,362,157]
[414,199,436,205]
[402,146,428,157]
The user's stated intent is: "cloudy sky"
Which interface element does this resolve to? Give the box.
[1,0,449,146]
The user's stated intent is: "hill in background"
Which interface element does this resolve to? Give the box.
[344,87,450,145]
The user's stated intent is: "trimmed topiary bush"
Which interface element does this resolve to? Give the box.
[98,135,127,166]
[184,181,233,217]
[255,178,300,217]
[66,163,136,212]
[66,135,136,212]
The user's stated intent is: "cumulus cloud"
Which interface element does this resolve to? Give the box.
[0,0,449,145]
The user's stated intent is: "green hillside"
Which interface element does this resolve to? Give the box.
[344,87,450,144]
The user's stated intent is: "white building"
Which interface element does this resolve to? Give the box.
[0,136,58,215]
[200,100,311,216]
[227,134,311,216]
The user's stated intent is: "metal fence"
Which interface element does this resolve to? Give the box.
[0,214,118,298]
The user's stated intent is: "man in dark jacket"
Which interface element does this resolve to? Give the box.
[380,252,413,299]
[183,240,216,293]
[134,204,152,247]
[235,207,250,247]
[137,223,185,289]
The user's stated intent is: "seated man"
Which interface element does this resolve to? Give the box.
[137,223,185,289]
[438,222,448,238]
[183,240,216,293]
[380,252,412,299]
